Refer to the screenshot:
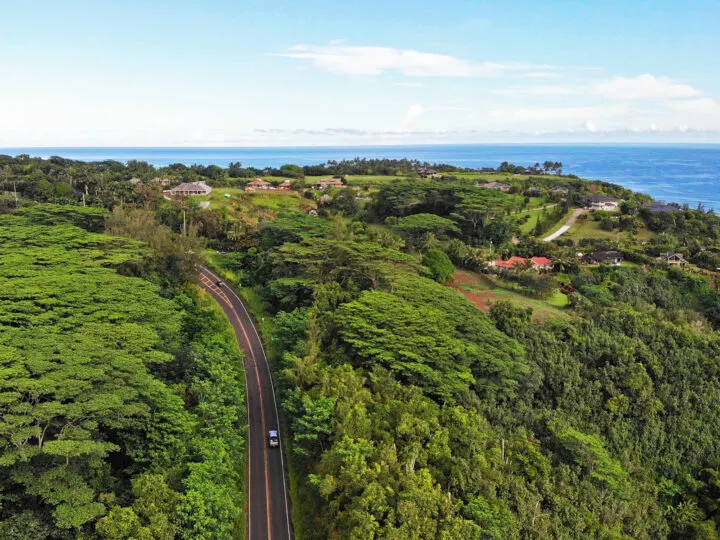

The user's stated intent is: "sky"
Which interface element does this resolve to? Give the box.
[1,0,719,146]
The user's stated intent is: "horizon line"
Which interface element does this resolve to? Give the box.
[3,141,720,150]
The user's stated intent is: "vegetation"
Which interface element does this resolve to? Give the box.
[3,153,720,538]
[210,188,720,538]
[0,206,246,538]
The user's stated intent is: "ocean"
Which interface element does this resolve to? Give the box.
[2,144,719,210]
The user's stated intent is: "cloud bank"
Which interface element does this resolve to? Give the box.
[273,44,557,77]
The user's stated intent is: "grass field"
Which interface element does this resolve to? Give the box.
[567,214,655,242]
[197,188,315,215]
[444,172,562,183]
[343,175,405,188]
[450,270,570,320]
[518,205,559,234]
[537,207,575,238]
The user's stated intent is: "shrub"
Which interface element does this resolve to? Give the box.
[422,250,455,283]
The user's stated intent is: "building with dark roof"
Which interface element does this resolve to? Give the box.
[645,202,680,213]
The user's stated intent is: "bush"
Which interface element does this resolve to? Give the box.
[422,250,455,283]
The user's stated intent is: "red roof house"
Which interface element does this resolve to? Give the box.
[247,178,273,190]
[530,257,553,270]
[492,256,552,271]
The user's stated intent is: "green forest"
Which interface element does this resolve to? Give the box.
[0,206,246,538]
[2,154,720,538]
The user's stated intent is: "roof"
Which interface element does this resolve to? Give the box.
[480,182,511,189]
[167,181,212,194]
[587,250,623,261]
[585,194,619,203]
[531,257,553,266]
[645,202,679,213]
[494,256,552,269]
[315,178,344,187]
[658,252,688,261]
[316,178,343,183]
[494,256,529,269]
[248,178,270,186]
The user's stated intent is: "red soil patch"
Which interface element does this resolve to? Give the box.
[448,282,494,313]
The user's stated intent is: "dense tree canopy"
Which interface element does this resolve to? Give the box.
[0,207,246,538]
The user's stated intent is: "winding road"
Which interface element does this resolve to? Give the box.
[198,266,292,540]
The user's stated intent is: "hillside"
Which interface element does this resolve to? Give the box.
[0,206,246,539]
[2,155,720,538]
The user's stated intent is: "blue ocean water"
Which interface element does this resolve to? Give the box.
[2,144,718,210]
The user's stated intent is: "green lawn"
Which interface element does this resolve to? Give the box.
[536,207,575,238]
[567,214,655,243]
[343,175,406,188]
[197,188,314,214]
[452,270,570,320]
[444,172,561,183]
[519,206,551,234]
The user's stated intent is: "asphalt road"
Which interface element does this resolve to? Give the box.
[199,266,292,540]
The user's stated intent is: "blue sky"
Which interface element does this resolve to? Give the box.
[1,0,719,146]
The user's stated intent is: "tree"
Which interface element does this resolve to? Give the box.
[280,164,305,179]
[422,250,455,283]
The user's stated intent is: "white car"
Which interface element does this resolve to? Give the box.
[268,430,279,448]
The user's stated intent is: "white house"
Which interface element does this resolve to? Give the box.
[584,195,620,211]
[164,181,212,196]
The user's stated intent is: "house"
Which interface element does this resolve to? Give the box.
[164,181,213,196]
[314,178,345,189]
[530,256,553,271]
[491,256,552,271]
[645,202,679,213]
[584,195,620,211]
[418,167,437,177]
[657,252,688,266]
[477,181,511,192]
[278,179,293,191]
[585,251,623,265]
[246,178,273,190]
[549,187,569,196]
[129,177,142,185]
[150,177,173,186]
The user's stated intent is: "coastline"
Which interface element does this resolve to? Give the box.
[1,144,718,210]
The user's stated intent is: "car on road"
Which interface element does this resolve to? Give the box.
[268,430,279,448]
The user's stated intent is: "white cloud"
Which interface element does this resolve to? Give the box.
[488,105,624,123]
[590,74,701,100]
[493,85,572,95]
[494,73,705,102]
[584,121,598,132]
[524,71,561,78]
[273,44,556,77]
[394,82,426,87]
[666,97,720,113]
[402,104,425,128]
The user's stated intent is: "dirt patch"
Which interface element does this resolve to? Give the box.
[449,282,494,312]
[450,271,565,322]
